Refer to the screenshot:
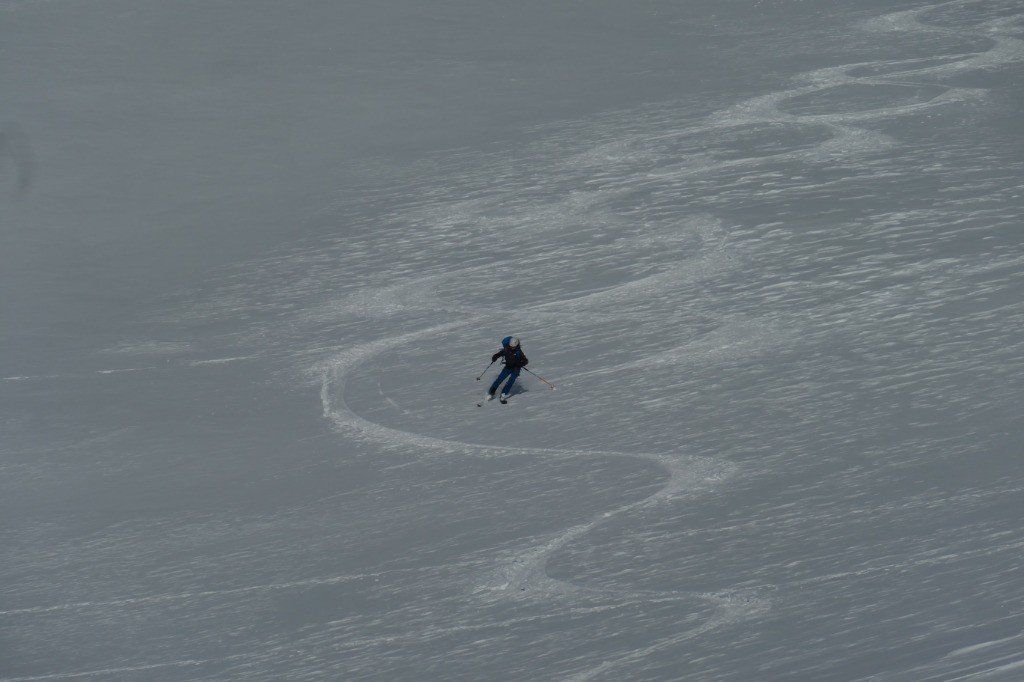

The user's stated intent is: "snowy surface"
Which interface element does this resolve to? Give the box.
[2,1,1024,680]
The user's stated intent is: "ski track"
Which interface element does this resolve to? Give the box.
[315,317,763,681]
[316,323,738,580]
[0,570,409,618]
[5,1,1023,680]
[312,3,1024,679]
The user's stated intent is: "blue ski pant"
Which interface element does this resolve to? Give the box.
[489,367,520,396]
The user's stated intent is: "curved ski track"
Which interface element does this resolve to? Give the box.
[315,3,1023,678]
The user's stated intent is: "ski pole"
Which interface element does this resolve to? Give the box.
[475,360,495,381]
[524,367,555,389]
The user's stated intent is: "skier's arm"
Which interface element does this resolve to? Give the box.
[491,350,503,362]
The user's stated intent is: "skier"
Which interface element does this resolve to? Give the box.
[484,336,528,403]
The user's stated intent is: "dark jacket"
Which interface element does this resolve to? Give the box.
[492,345,528,371]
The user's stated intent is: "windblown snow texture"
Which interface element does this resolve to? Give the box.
[2,1,1023,680]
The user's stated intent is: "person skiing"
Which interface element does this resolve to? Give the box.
[484,336,528,403]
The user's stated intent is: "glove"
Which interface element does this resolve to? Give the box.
[491,352,501,362]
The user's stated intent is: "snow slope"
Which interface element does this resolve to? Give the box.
[3,0,1024,680]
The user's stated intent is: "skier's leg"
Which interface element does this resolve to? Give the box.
[501,370,519,397]
[489,368,510,396]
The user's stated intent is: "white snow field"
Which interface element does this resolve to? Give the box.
[2,0,1024,680]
